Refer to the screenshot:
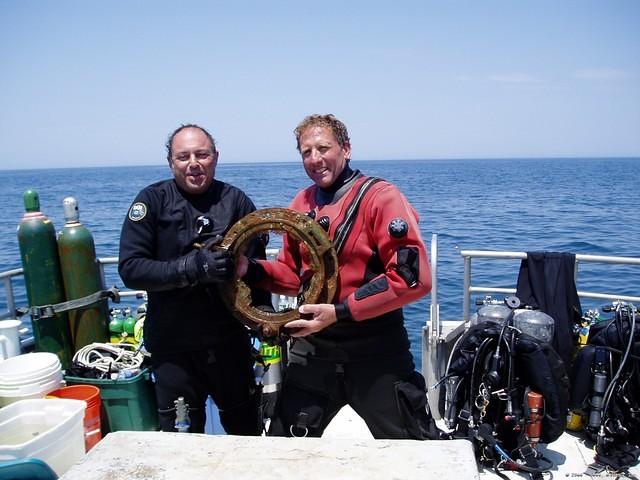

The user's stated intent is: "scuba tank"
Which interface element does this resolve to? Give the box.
[587,347,609,433]
[513,310,555,344]
[108,308,125,343]
[525,390,544,448]
[444,375,461,430]
[57,197,110,350]
[17,189,73,368]
[133,299,146,348]
[174,396,191,433]
[255,341,284,420]
[122,307,137,344]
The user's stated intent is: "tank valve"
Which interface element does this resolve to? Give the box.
[174,396,191,433]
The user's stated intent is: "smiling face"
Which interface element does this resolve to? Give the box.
[298,126,351,189]
[169,127,218,194]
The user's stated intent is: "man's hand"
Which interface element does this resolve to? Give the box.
[185,248,234,284]
[284,304,337,337]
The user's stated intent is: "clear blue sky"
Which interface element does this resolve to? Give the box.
[1,1,638,169]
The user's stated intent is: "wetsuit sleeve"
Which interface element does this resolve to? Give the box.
[118,189,192,292]
[344,184,432,321]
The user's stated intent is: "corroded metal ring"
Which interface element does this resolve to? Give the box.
[220,208,338,338]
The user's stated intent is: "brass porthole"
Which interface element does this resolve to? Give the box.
[219,208,338,338]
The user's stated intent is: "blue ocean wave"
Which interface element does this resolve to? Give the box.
[1,158,639,362]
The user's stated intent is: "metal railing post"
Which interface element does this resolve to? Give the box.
[462,255,471,323]
[429,234,439,338]
[2,277,16,319]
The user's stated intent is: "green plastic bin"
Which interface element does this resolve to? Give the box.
[64,368,159,432]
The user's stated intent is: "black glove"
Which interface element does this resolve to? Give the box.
[185,247,234,284]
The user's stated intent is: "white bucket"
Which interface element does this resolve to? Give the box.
[0,398,86,476]
[0,319,21,360]
[0,353,64,407]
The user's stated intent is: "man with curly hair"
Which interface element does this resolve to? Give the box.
[240,114,437,439]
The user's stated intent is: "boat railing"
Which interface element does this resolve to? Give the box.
[460,250,640,323]
[0,248,285,322]
[423,237,640,418]
[0,267,23,321]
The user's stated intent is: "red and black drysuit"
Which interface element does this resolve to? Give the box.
[251,167,437,439]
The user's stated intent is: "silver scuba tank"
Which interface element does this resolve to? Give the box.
[513,310,555,344]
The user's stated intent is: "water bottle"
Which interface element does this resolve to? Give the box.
[111,367,141,380]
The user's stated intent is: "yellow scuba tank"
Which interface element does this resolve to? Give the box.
[17,189,73,368]
[133,315,145,346]
[57,197,110,350]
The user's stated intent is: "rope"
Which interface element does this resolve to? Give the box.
[72,342,144,377]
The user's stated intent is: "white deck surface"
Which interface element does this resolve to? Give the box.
[59,406,639,480]
[60,430,479,480]
[322,406,640,479]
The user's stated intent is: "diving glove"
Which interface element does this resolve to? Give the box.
[184,235,234,284]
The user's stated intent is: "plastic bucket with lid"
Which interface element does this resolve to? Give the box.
[0,352,63,407]
[48,385,102,452]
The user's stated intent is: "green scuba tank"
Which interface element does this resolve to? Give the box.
[122,308,136,344]
[16,189,73,368]
[57,197,110,350]
[108,308,124,343]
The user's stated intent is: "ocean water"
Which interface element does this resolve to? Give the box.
[1,158,639,361]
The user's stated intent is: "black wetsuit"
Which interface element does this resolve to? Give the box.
[119,178,261,434]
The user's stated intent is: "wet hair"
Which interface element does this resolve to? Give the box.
[294,114,350,152]
[166,124,217,163]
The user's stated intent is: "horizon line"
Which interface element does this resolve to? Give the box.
[0,155,638,172]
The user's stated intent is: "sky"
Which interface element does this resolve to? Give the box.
[0,1,639,169]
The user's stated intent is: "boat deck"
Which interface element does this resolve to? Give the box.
[59,406,639,479]
[59,430,479,480]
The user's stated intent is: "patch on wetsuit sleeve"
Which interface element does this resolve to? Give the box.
[354,277,389,300]
[128,202,148,221]
[388,218,409,238]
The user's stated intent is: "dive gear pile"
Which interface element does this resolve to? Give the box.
[570,302,640,474]
[442,296,569,479]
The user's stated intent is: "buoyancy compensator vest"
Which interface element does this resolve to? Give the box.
[442,298,569,478]
[569,302,640,472]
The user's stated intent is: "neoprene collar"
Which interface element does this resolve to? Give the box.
[315,165,361,206]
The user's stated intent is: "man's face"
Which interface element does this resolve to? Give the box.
[299,126,351,189]
[169,128,218,194]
